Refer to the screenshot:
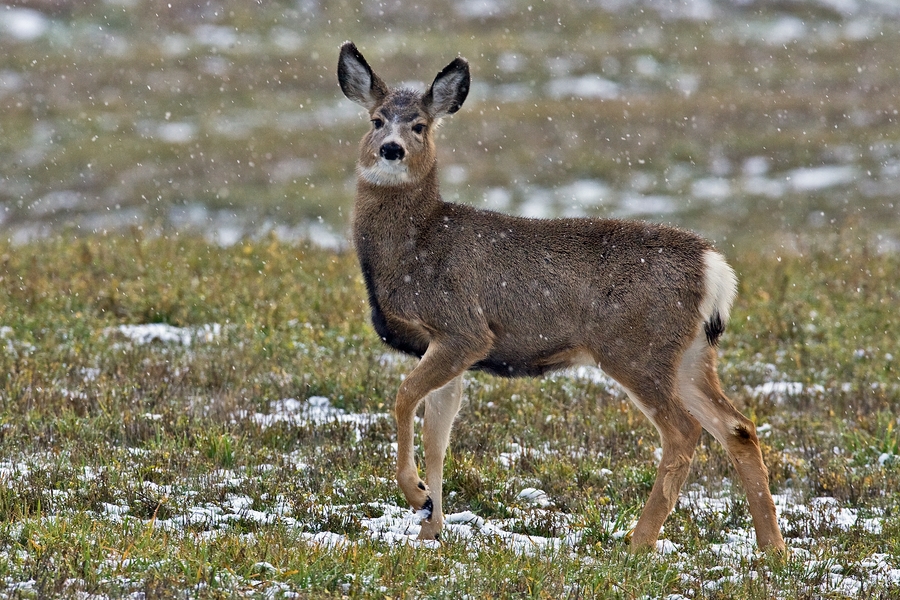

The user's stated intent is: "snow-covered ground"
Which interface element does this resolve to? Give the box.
[4,392,895,597]
[7,387,895,597]
[1,323,898,597]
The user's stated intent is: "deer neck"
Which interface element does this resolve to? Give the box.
[352,161,442,248]
[352,161,444,304]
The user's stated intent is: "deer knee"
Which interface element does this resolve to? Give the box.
[662,453,693,503]
[731,419,759,446]
[727,418,767,468]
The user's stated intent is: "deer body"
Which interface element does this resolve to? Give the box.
[338,41,786,552]
[357,178,709,379]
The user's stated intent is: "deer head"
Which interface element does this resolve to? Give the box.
[338,42,470,187]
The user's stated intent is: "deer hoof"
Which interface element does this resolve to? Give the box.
[417,506,443,541]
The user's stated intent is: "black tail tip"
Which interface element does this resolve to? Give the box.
[705,310,725,346]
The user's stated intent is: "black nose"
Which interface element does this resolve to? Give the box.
[380,142,405,161]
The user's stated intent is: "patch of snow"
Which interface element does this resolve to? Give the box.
[518,190,555,219]
[517,488,552,508]
[193,25,239,49]
[547,75,619,100]
[236,396,390,443]
[110,323,222,346]
[761,17,807,46]
[0,8,48,41]
[691,177,731,200]
[656,539,680,554]
[445,511,485,528]
[616,193,678,217]
[414,507,432,521]
[752,381,803,397]
[454,0,510,18]
[748,381,826,403]
[377,351,415,370]
[0,461,30,481]
[743,156,770,176]
[156,121,197,144]
[252,561,276,573]
[357,503,434,546]
[483,187,513,210]
[5,580,36,594]
[497,442,547,468]
[742,175,788,198]
[551,365,620,390]
[29,190,82,216]
[299,530,347,548]
[787,166,858,192]
[878,453,896,466]
[558,179,611,207]
[101,503,130,516]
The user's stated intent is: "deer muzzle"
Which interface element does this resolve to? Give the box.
[380,141,405,161]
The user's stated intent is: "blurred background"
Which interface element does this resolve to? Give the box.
[1,0,898,252]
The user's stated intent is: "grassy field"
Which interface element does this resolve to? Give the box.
[0,233,898,598]
[2,0,900,597]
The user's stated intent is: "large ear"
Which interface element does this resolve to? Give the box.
[338,41,389,110]
[423,57,470,119]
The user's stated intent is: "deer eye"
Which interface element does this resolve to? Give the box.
[371,118,384,129]
[412,123,426,135]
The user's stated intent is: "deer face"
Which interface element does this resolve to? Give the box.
[338,42,470,187]
[358,88,434,186]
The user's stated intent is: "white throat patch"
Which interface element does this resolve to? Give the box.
[358,158,412,186]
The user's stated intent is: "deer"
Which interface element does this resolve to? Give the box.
[337,41,786,553]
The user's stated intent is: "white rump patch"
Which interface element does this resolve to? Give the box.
[699,250,737,326]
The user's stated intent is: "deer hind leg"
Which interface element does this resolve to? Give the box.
[418,374,464,540]
[626,387,702,550]
[677,335,786,552]
[393,340,484,534]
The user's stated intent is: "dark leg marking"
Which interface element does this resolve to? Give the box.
[734,425,752,440]
[421,496,433,517]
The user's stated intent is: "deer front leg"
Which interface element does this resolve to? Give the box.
[394,342,482,530]
[395,382,431,515]
[418,375,464,540]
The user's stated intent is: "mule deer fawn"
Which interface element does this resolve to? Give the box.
[337,41,785,552]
